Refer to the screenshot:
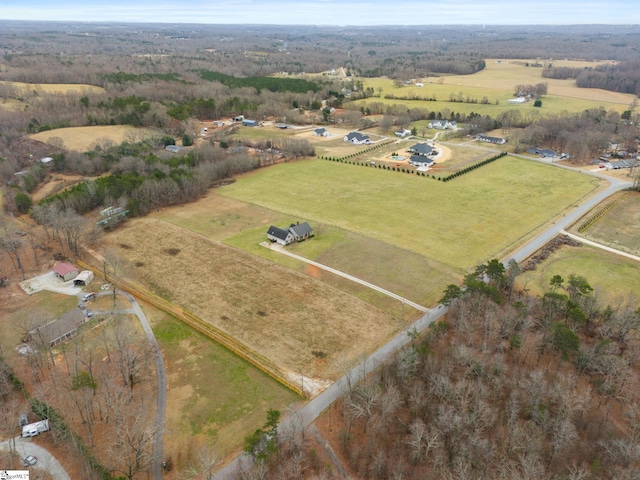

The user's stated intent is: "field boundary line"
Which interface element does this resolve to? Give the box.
[560,231,640,263]
[76,259,304,397]
[262,243,428,312]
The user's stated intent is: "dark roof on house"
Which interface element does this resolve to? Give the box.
[267,226,291,241]
[408,143,433,155]
[410,155,434,165]
[528,147,558,157]
[345,131,370,142]
[315,128,327,135]
[53,263,78,277]
[31,308,85,345]
[475,133,505,143]
[289,222,313,237]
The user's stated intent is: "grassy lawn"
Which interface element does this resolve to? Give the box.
[144,303,299,464]
[518,244,640,301]
[219,157,599,272]
[570,191,640,255]
[30,125,160,152]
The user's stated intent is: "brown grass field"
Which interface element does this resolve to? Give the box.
[0,80,105,95]
[30,125,161,152]
[569,190,640,255]
[104,218,407,381]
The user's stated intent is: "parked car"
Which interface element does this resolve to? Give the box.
[22,455,37,467]
[82,292,96,302]
[86,310,94,318]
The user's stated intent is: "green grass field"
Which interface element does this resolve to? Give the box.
[518,244,640,301]
[219,157,599,273]
[147,304,300,462]
[571,191,640,255]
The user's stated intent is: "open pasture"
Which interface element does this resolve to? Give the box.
[104,218,403,381]
[0,79,105,96]
[570,191,640,256]
[357,59,633,116]
[145,303,299,464]
[220,157,599,272]
[30,125,160,152]
[518,244,640,301]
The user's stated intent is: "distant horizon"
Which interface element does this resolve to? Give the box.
[2,1,639,26]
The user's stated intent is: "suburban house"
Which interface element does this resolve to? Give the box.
[53,263,79,282]
[266,222,314,245]
[604,158,639,170]
[27,308,87,347]
[242,119,259,127]
[475,133,507,145]
[428,120,457,130]
[314,127,330,137]
[407,143,434,156]
[527,147,560,158]
[409,155,435,167]
[344,131,371,145]
[395,129,411,138]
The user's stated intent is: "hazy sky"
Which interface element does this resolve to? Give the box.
[2,0,638,25]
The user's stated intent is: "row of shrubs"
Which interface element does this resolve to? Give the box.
[321,150,508,182]
[440,152,508,182]
[577,191,630,233]
[318,139,395,162]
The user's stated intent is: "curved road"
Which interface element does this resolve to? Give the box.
[214,153,634,479]
[89,291,167,480]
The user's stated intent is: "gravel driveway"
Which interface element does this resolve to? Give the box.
[0,436,71,479]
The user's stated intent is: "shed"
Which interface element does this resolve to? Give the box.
[242,119,259,127]
[40,157,53,165]
[74,270,94,287]
[53,263,79,282]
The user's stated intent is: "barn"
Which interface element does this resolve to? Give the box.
[53,263,79,282]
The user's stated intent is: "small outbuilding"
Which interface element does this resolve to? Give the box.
[53,263,79,282]
[74,270,94,287]
[242,119,259,127]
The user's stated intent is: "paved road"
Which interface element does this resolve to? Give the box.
[213,305,448,479]
[265,243,427,312]
[116,291,167,480]
[85,290,167,480]
[0,436,71,479]
[215,155,634,479]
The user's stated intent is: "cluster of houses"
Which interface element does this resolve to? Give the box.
[407,143,437,168]
[266,222,314,246]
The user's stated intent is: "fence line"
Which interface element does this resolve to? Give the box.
[76,260,304,397]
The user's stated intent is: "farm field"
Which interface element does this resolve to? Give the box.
[104,218,405,381]
[355,59,634,117]
[143,302,300,466]
[570,191,640,255]
[155,194,457,309]
[30,125,160,152]
[518,244,640,301]
[0,79,105,95]
[219,157,600,272]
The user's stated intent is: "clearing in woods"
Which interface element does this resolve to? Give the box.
[103,218,406,381]
[29,125,161,152]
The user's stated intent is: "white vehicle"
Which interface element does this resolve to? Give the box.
[82,292,96,302]
[21,419,50,438]
[23,455,37,467]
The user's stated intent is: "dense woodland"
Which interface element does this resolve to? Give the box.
[247,260,640,480]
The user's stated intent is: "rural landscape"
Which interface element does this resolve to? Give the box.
[0,19,639,480]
